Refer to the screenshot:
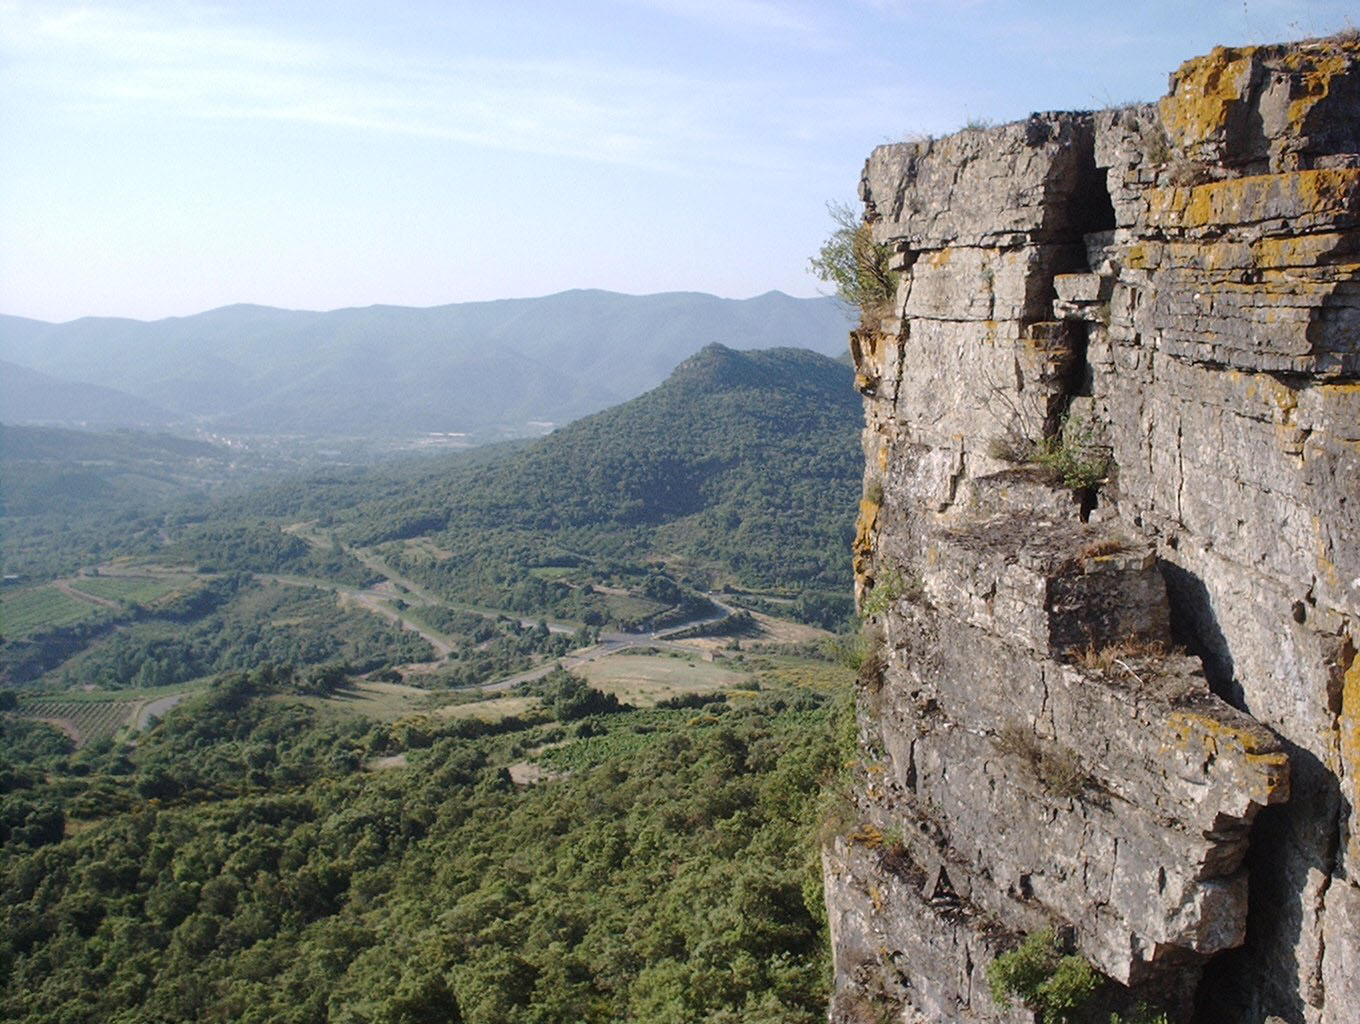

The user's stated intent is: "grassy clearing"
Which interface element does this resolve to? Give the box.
[432,695,542,722]
[278,681,536,724]
[746,655,853,695]
[2,585,103,637]
[399,537,454,561]
[527,566,576,581]
[577,652,746,706]
[601,593,669,622]
[281,680,430,722]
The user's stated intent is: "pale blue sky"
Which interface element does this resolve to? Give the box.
[2,0,1354,322]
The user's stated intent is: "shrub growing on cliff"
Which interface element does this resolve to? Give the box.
[994,722,1089,799]
[859,566,920,620]
[809,201,898,327]
[986,929,1101,1023]
[1033,414,1109,491]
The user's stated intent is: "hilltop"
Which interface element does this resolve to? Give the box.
[215,342,863,625]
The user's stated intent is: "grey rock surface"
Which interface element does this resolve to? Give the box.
[831,33,1360,1024]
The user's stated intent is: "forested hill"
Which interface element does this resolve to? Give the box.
[217,343,863,625]
[0,290,852,438]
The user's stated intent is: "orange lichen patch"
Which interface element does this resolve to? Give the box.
[850,822,885,848]
[1312,517,1343,591]
[1341,638,1360,862]
[857,497,880,535]
[1124,242,1154,270]
[1146,169,1360,231]
[1250,233,1358,269]
[1281,50,1359,135]
[1314,379,1360,401]
[1152,235,1360,273]
[853,497,881,579]
[1159,45,1259,147]
[1244,373,1299,417]
[1245,375,1309,455]
[1164,710,1291,805]
[850,327,885,372]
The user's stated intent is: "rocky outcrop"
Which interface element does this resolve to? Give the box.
[829,35,1360,1024]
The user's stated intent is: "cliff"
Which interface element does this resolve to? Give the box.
[826,35,1360,1024]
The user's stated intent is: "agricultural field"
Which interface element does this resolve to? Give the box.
[577,650,747,706]
[12,679,208,746]
[1,584,104,638]
[14,697,139,746]
[68,572,196,607]
[278,680,543,731]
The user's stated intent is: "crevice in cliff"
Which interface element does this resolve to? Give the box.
[1076,165,1117,240]
[1194,743,1344,1023]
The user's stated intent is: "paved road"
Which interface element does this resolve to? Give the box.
[277,525,742,691]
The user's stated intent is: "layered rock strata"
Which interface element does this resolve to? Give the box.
[828,36,1360,1023]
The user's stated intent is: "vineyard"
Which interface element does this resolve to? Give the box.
[71,573,195,607]
[16,699,140,746]
[1,585,104,638]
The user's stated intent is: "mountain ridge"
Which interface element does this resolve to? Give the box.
[0,289,851,439]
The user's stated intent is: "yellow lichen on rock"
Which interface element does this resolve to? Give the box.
[1282,48,1360,134]
[1159,45,1259,149]
[853,497,881,582]
[1146,168,1360,232]
[1164,710,1291,804]
[1342,641,1360,757]
[1341,639,1360,863]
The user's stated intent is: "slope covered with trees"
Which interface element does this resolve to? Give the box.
[1,662,853,1024]
[226,343,863,628]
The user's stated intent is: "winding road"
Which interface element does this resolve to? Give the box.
[270,525,743,693]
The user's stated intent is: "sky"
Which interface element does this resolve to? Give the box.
[1,0,1355,323]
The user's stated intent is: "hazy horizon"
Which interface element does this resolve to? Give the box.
[0,285,835,328]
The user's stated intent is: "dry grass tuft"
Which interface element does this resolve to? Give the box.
[1068,638,1167,681]
[1075,537,1126,563]
[994,721,1088,799]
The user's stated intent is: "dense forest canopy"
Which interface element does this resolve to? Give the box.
[1,661,855,1023]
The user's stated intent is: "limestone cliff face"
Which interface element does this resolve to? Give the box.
[826,37,1360,1024]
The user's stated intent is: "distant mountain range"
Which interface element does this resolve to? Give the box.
[0,290,852,438]
[0,360,178,429]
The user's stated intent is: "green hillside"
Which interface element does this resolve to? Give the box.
[224,343,862,627]
[0,344,864,1024]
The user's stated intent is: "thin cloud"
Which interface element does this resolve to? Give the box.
[620,0,829,38]
[1,2,862,175]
